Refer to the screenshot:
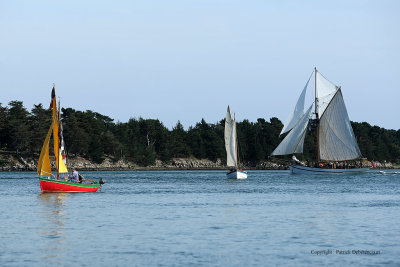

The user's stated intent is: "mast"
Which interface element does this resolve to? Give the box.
[234,113,238,169]
[57,98,61,180]
[51,84,60,180]
[315,67,320,163]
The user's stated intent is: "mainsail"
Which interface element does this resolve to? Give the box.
[271,105,313,156]
[318,89,362,161]
[225,106,237,167]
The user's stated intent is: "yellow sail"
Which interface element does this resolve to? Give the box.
[37,119,54,176]
[57,100,68,174]
[58,152,68,173]
[38,86,68,178]
[40,145,52,176]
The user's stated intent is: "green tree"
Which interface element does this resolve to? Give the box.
[0,103,8,149]
[7,101,30,154]
[169,121,190,158]
[29,104,51,156]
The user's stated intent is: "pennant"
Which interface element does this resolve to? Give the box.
[49,86,55,109]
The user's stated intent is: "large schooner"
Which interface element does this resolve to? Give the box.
[225,106,248,179]
[37,86,104,192]
[271,68,369,175]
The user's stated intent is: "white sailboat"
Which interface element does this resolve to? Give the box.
[225,106,248,179]
[271,68,369,175]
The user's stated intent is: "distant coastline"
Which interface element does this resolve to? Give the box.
[1,153,398,172]
[0,102,399,171]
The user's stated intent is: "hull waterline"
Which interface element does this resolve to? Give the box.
[39,177,101,192]
[226,170,248,179]
[290,164,369,175]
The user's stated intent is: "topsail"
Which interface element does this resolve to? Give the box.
[280,73,312,135]
[316,71,339,117]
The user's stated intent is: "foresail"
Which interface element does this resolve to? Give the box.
[280,74,311,135]
[58,152,68,173]
[225,106,237,167]
[37,120,54,176]
[316,71,339,117]
[319,89,362,161]
[40,146,52,176]
[271,105,313,156]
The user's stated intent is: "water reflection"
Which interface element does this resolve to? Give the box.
[38,193,69,265]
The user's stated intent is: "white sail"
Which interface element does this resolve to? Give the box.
[280,75,311,135]
[271,105,313,156]
[319,89,362,161]
[316,71,339,117]
[225,106,237,167]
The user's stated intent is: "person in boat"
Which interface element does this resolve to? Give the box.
[68,168,80,183]
[292,155,301,165]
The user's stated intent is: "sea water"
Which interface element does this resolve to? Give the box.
[0,170,399,266]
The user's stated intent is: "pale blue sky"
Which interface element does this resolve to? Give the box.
[0,0,399,129]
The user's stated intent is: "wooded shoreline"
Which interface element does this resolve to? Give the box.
[0,101,399,169]
[1,154,398,172]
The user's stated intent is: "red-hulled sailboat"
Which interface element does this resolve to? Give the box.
[37,86,104,192]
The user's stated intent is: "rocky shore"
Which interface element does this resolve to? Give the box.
[0,153,398,171]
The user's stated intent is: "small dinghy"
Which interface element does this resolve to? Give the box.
[37,86,105,192]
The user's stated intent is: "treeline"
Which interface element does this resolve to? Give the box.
[0,101,399,166]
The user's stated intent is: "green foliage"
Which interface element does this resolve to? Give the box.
[0,101,399,165]
[352,122,400,163]
[29,104,51,156]
[168,121,191,158]
[0,103,8,149]
[7,101,31,153]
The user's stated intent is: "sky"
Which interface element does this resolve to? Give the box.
[0,0,399,130]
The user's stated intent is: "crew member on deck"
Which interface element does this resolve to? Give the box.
[292,155,302,165]
[68,168,79,183]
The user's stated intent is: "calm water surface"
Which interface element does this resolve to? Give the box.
[1,170,399,266]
